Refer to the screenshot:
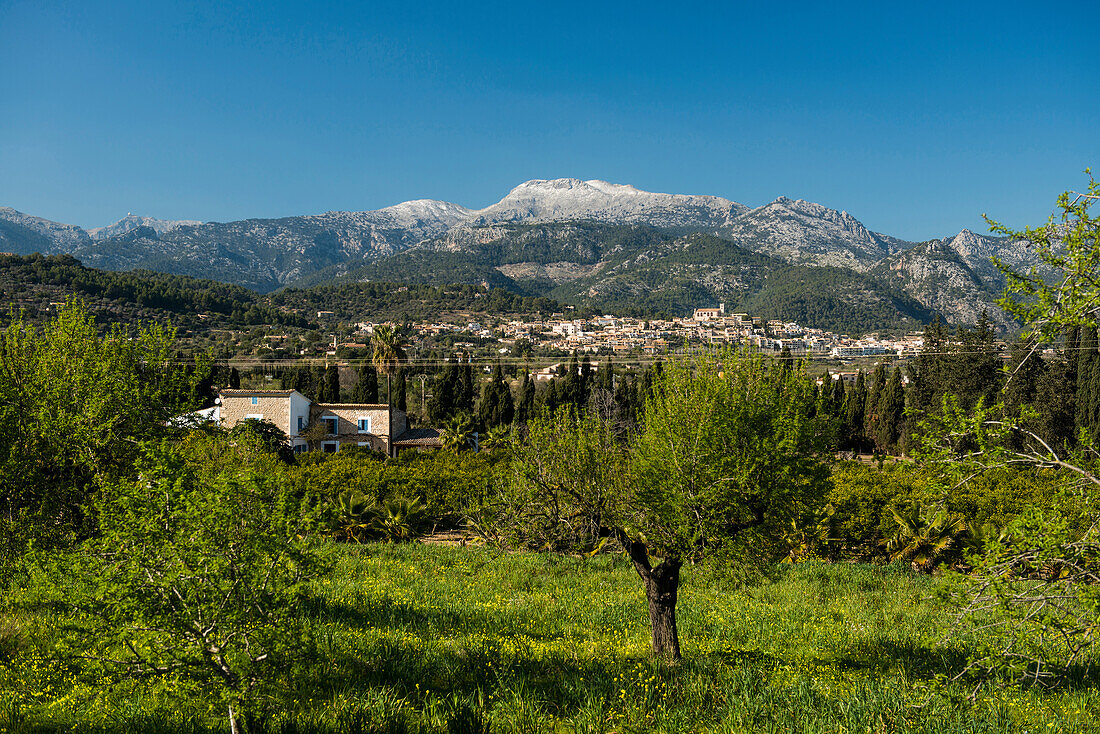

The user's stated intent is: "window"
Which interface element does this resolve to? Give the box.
[357,441,368,447]
[246,414,263,420]
[251,397,259,405]
[322,416,338,435]
[321,441,339,453]
[297,416,306,432]
[292,444,306,454]
[357,417,371,434]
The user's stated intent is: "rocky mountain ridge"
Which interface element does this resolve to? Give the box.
[0,179,1033,326]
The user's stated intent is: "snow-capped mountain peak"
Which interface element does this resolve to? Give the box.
[89,214,203,240]
[373,199,474,227]
[470,177,747,230]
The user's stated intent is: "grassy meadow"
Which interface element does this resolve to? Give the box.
[2,542,1098,733]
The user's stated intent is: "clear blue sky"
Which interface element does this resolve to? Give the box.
[2,0,1096,241]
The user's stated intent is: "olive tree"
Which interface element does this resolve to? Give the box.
[488,350,828,661]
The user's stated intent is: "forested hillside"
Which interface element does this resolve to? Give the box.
[0,253,311,329]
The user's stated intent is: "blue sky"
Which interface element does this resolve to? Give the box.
[1,0,1096,240]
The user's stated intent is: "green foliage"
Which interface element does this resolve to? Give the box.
[367,497,432,542]
[291,448,503,529]
[427,364,475,424]
[0,253,311,329]
[493,351,830,660]
[0,299,200,563]
[885,502,967,573]
[273,281,563,323]
[55,433,328,711]
[332,490,374,542]
[477,363,514,428]
[629,351,828,563]
[952,502,1100,685]
[439,413,475,452]
[350,364,379,403]
[229,418,294,463]
[5,543,1098,732]
[330,492,433,543]
[486,406,626,553]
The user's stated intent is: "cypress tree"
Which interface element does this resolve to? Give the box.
[351,364,379,403]
[877,367,906,454]
[292,366,311,398]
[228,367,241,390]
[1003,337,1045,416]
[844,371,868,451]
[193,366,215,408]
[1035,354,1078,454]
[598,356,614,393]
[427,365,459,424]
[542,379,560,414]
[578,353,593,404]
[831,375,846,420]
[324,365,340,404]
[911,317,947,411]
[779,344,793,374]
[313,365,328,402]
[515,371,536,424]
[394,369,407,412]
[952,311,1000,409]
[864,362,887,441]
[478,364,514,428]
[459,364,475,413]
[1087,357,1100,443]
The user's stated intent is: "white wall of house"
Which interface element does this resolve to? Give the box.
[288,391,312,450]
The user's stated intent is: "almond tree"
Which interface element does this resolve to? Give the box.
[491,351,828,661]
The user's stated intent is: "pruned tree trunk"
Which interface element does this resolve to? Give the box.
[642,558,682,661]
[618,532,683,662]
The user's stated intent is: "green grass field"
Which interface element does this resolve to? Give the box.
[2,543,1097,733]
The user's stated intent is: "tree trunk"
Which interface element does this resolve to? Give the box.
[617,532,683,662]
[642,558,682,661]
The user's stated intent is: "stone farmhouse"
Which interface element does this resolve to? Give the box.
[217,389,439,456]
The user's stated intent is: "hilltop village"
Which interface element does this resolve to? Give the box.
[317,304,928,363]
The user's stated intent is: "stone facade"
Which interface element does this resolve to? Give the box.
[311,403,394,454]
[219,390,407,456]
[219,390,298,437]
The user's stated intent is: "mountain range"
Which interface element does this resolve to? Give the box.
[0,179,1030,331]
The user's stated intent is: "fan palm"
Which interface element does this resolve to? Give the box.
[886,502,966,573]
[440,413,474,452]
[479,424,512,454]
[333,490,374,543]
[368,497,431,542]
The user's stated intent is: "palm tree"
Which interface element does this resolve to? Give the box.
[886,502,966,573]
[371,324,407,407]
[439,413,474,452]
[479,423,512,454]
[368,497,431,542]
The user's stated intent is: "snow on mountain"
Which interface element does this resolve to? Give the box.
[372,199,474,227]
[470,178,748,230]
[0,207,92,254]
[88,214,203,240]
[721,197,909,271]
